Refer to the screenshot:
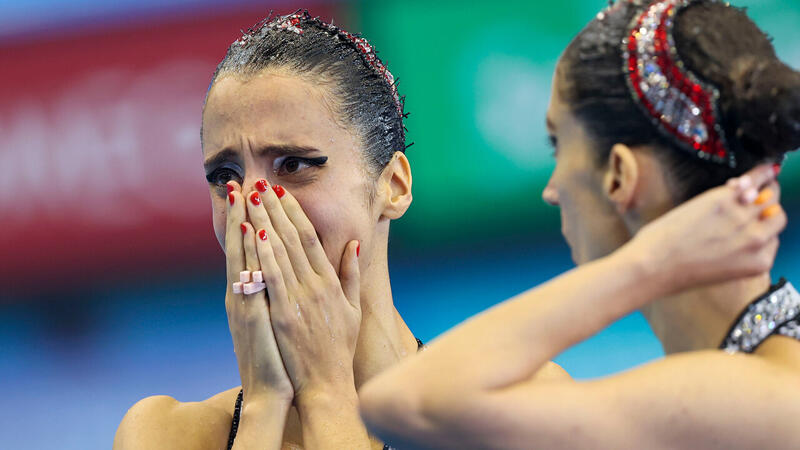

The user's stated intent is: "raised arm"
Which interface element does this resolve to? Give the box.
[360,164,788,449]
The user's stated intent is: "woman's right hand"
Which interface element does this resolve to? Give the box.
[628,163,786,295]
[225,181,294,404]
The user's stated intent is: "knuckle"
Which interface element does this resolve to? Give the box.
[272,315,292,334]
[299,228,319,248]
[263,271,280,285]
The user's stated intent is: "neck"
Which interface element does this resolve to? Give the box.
[641,273,773,354]
[352,248,419,390]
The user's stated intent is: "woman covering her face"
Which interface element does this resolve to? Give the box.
[360,1,800,448]
[114,11,423,449]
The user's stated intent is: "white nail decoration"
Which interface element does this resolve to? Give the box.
[239,271,251,283]
[252,271,263,283]
[743,188,759,205]
[232,282,243,294]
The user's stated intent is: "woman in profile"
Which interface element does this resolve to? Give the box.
[360,1,800,448]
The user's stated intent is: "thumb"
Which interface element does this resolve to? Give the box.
[339,240,361,311]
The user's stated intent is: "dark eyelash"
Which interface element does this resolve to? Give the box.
[546,135,557,148]
[205,163,243,185]
[277,156,329,174]
[301,156,328,166]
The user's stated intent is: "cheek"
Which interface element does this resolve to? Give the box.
[297,192,369,269]
[211,195,227,250]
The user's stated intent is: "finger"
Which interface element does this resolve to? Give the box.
[729,164,779,203]
[225,182,247,291]
[261,184,315,280]
[760,204,787,230]
[339,240,361,311]
[275,186,335,278]
[242,222,261,273]
[241,221,270,316]
[244,182,299,289]
[254,226,290,310]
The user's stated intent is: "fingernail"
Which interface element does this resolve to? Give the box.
[743,188,759,204]
[273,185,286,199]
[356,241,361,257]
[250,192,261,206]
[738,175,753,191]
[227,183,235,194]
[773,163,782,176]
[754,189,773,205]
[229,193,235,206]
[240,223,247,234]
[255,179,268,193]
[761,204,781,220]
[258,229,268,241]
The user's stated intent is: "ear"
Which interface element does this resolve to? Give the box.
[602,143,640,214]
[377,152,413,220]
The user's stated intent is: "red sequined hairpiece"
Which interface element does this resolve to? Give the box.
[238,10,404,119]
[622,0,734,167]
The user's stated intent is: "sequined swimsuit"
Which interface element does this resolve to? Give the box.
[226,338,424,450]
[719,278,800,353]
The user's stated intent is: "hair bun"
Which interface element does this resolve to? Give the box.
[730,57,800,159]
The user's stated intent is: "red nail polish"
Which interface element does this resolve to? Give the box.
[273,185,286,199]
[258,229,268,241]
[228,193,235,206]
[250,192,261,206]
[227,183,235,194]
[240,223,247,234]
[773,163,782,176]
[356,242,361,257]
[255,179,268,193]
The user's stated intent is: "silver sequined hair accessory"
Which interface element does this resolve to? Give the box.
[234,10,404,119]
[622,0,735,167]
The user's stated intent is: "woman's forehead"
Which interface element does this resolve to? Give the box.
[202,73,356,155]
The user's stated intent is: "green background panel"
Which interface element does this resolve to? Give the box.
[354,0,800,248]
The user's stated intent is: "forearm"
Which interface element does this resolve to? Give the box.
[360,241,666,439]
[232,396,291,450]
[297,387,372,450]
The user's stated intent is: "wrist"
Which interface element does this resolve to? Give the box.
[612,237,672,306]
[241,391,292,418]
[295,384,359,417]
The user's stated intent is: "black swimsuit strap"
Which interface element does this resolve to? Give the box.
[227,338,424,450]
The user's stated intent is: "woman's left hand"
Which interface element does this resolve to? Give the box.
[243,179,362,401]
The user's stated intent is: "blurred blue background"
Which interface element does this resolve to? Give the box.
[1,0,798,448]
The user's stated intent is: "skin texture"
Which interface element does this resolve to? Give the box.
[359,64,800,450]
[114,70,421,449]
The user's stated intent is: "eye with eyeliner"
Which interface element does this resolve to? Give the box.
[205,162,244,190]
[273,156,329,177]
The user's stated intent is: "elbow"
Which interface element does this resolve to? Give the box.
[361,375,472,449]
[359,376,429,445]
[359,378,412,435]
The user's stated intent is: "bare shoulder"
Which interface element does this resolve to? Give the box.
[114,387,242,450]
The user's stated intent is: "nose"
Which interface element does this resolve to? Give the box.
[542,180,559,206]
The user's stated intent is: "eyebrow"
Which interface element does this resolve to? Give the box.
[203,144,323,170]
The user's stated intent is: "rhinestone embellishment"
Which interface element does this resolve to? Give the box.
[721,280,800,353]
[233,10,403,119]
[622,0,735,167]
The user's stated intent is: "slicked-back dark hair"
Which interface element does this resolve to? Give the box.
[558,0,800,202]
[205,10,407,173]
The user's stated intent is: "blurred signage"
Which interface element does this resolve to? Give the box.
[0,4,338,295]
